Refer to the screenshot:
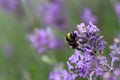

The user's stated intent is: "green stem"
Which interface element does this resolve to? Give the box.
[41,55,54,65]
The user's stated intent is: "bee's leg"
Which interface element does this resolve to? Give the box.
[76,48,84,52]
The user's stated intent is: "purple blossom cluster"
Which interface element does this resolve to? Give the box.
[29,27,59,54]
[110,33,120,61]
[0,0,18,12]
[67,50,110,79]
[81,8,98,24]
[66,22,120,79]
[43,0,66,29]
[49,68,75,80]
[102,33,120,80]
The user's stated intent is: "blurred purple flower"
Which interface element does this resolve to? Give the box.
[43,1,66,29]
[109,33,120,62]
[81,8,98,24]
[49,68,75,80]
[29,27,60,54]
[0,0,18,12]
[115,3,120,22]
[104,33,120,80]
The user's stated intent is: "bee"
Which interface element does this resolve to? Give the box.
[65,31,88,51]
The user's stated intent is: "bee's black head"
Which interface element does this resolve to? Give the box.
[70,32,77,40]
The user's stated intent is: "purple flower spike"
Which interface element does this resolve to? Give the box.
[0,0,18,12]
[66,22,120,80]
[115,3,120,22]
[66,22,114,79]
[49,68,75,80]
[29,27,58,54]
[81,8,98,24]
[110,33,120,62]
[43,0,66,29]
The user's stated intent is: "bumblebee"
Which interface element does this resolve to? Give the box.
[65,31,98,55]
[65,31,88,51]
[65,32,78,48]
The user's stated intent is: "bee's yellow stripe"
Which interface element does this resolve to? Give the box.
[67,33,71,40]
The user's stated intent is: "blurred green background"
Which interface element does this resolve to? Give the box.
[0,0,120,80]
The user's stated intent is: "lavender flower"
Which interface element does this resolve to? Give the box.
[43,0,66,29]
[29,27,58,54]
[0,0,18,12]
[67,50,110,79]
[66,22,118,79]
[109,33,120,61]
[101,33,120,80]
[49,68,75,80]
[81,8,98,24]
[74,22,106,55]
[104,33,120,80]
